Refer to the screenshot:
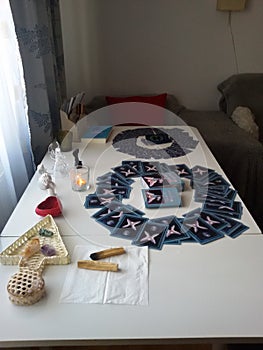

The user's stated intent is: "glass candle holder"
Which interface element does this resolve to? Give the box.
[70,165,90,191]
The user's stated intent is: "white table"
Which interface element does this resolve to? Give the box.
[0,126,262,347]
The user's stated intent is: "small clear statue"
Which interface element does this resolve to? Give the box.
[53,148,69,179]
[48,140,60,161]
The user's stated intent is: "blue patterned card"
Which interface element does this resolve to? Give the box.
[132,220,168,250]
[142,188,181,208]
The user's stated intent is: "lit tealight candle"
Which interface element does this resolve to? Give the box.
[70,166,90,191]
[76,175,87,190]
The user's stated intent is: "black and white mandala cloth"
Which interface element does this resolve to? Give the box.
[112,127,199,159]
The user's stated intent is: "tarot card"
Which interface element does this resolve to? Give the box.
[140,161,164,176]
[181,236,197,244]
[194,187,237,207]
[96,209,126,231]
[163,216,190,244]
[225,188,237,203]
[110,214,148,240]
[112,164,140,179]
[122,160,143,174]
[181,217,224,245]
[141,174,166,188]
[84,194,122,209]
[141,188,181,208]
[92,202,144,220]
[151,215,189,244]
[195,195,234,208]
[201,211,229,231]
[161,172,185,191]
[96,176,133,188]
[193,174,231,191]
[92,206,115,220]
[227,224,249,238]
[208,174,231,187]
[95,185,131,199]
[125,204,145,217]
[183,207,202,219]
[132,220,168,250]
[204,188,230,197]
[96,172,113,182]
[194,190,233,205]
[183,209,229,232]
[204,197,235,208]
[194,184,235,202]
[191,165,216,182]
[152,216,184,246]
[168,163,192,179]
[97,171,134,186]
[141,173,183,190]
[193,182,230,195]
[106,200,132,212]
[202,201,243,219]
[152,215,176,227]
[219,216,249,238]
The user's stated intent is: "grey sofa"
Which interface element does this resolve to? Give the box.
[84,74,263,231]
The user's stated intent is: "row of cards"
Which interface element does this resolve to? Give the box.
[84,160,185,209]
[83,161,249,249]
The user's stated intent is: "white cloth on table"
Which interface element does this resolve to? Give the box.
[59,243,148,305]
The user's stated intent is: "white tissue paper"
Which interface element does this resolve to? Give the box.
[59,243,148,305]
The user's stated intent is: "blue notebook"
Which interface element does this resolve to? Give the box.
[81,126,113,143]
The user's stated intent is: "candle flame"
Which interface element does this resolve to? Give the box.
[76,176,86,186]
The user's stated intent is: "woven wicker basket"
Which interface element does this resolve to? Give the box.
[7,268,45,306]
[1,215,70,305]
[0,215,70,267]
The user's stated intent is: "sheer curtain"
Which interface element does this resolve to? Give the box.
[0,0,35,232]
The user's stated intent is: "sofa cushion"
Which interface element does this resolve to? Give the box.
[85,94,185,116]
[230,106,259,140]
[217,73,263,141]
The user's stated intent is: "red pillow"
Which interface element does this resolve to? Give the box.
[106,93,167,107]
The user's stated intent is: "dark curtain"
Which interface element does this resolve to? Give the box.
[10,0,66,165]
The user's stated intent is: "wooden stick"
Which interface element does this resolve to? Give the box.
[90,247,125,261]
[77,260,118,272]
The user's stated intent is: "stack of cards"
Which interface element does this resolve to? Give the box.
[141,172,184,191]
[84,169,134,208]
[188,165,249,240]
[112,164,140,179]
[141,188,181,208]
[168,163,192,179]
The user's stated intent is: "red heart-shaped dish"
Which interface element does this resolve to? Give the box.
[35,196,62,217]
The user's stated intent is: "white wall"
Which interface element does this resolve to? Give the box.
[60,0,263,110]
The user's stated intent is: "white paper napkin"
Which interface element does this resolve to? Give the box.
[59,243,148,305]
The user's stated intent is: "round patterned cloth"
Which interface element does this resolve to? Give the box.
[112,127,199,159]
